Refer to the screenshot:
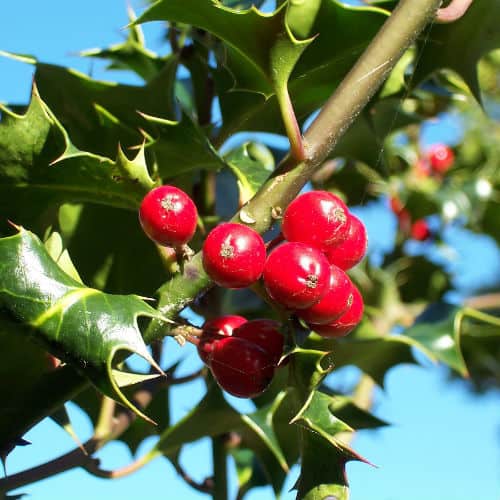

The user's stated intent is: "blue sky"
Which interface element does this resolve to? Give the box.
[1,1,499,499]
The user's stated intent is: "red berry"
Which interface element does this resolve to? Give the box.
[410,219,431,241]
[202,223,266,288]
[282,191,350,251]
[263,242,331,309]
[297,265,355,325]
[325,214,367,270]
[389,196,404,215]
[210,337,275,398]
[197,315,247,365]
[308,285,364,338]
[139,185,198,247]
[233,319,283,364]
[427,144,454,173]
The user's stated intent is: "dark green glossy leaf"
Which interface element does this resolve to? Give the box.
[294,431,352,500]
[57,203,165,296]
[136,0,310,98]
[292,390,353,439]
[329,394,388,430]
[154,383,288,492]
[414,0,500,101]
[0,228,165,421]
[215,1,390,140]
[308,320,416,387]
[141,112,225,178]
[0,89,155,235]
[33,60,179,157]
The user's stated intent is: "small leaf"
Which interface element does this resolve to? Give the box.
[225,142,274,203]
[0,228,166,421]
[81,6,165,82]
[136,1,311,98]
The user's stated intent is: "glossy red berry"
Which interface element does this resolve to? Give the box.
[414,158,431,178]
[325,214,367,270]
[139,185,198,247]
[282,191,350,251]
[308,285,364,337]
[197,315,247,365]
[263,242,331,309]
[210,337,275,398]
[427,144,454,173]
[233,319,283,364]
[202,223,266,288]
[410,219,431,241]
[297,265,355,325]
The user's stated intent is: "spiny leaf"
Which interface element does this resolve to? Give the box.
[0,228,166,422]
[153,383,288,492]
[414,0,500,101]
[289,347,336,401]
[33,60,179,157]
[57,203,166,296]
[329,394,389,430]
[308,320,417,387]
[140,112,226,177]
[294,431,352,500]
[215,1,390,140]
[239,392,289,493]
[135,0,311,97]
[0,88,155,233]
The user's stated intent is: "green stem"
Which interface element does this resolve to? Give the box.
[211,435,228,500]
[276,85,305,161]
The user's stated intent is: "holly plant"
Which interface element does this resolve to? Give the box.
[1,0,500,499]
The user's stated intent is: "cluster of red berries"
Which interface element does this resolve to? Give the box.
[139,187,368,397]
[200,191,367,336]
[197,316,283,398]
[414,143,454,178]
[390,197,432,242]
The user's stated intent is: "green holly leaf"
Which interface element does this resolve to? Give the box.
[140,112,226,178]
[308,320,417,387]
[0,89,155,235]
[225,142,274,204]
[294,430,353,500]
[404,306,468,376]
[215,1,390,140]
[57,203,165,296]
[153,383,288,492]
[239,393,289,493]
[135,0,311,98]
[80,6,165,82]
[0,228,167,422]
[329,394,389,430]
[414,0,500,101]
[33,60,179,157]
[292,390,353,439]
